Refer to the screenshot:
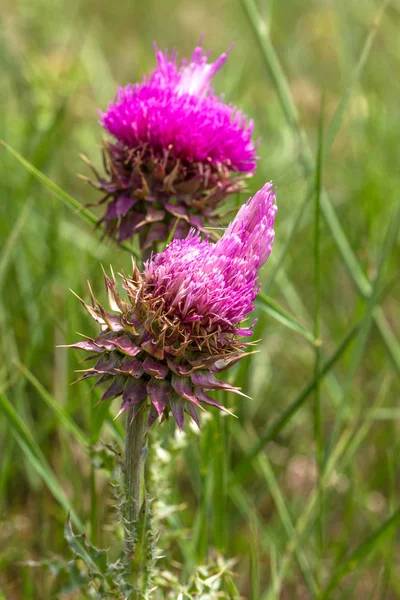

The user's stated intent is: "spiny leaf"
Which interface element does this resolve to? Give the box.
[64,515,108,577]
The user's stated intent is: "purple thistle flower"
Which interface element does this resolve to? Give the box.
[66,183,276,430]
[84,44,257,250]
[101,45,255,170]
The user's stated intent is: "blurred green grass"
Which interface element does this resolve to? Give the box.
[1,0,400,597]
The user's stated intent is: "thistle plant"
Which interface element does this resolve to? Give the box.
[84,44,257,250]
[66,182,276,575]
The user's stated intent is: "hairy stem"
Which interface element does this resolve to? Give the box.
[124,406,146,562]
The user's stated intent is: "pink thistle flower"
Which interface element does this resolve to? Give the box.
[84,44,257,250]
[66,183,276,430]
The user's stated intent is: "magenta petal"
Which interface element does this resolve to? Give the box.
[121,378,148,409]
[110,335,141,356]
[101,45,257,172]
[143,182,276,330]
[236,328,253,337]
[147,379,170,415]
[142,356,169,379]
[169,391,185,430]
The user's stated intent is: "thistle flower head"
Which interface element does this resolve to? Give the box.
[67,183,276,430]
[145,183,276,333]
[85,44,257,250]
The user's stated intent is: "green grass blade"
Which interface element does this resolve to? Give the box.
[273,373,391,591]
[240,0,301,135]
[322,506,400,599]
[373,308,400,372]
[249,510,260,600]
[236,248,398,478]
[240,0,400,377]
[257,454,318,596]
[233,322,359,480]
[325,0,390,152]
[190,423,214,560]
[212,408,228,553]
[313,98,324,576]
[264,181,313,294]
[0,392,82,529]
[0,140,139,259]
[261,0,388,296]
[0,435,15,511]
[256,291,314,343]
[319,189,369,294]
[1,140,97,226]
[16,360,89,448]
[0,199,32,290]
[270,428,354,594]
[328,199,400,450]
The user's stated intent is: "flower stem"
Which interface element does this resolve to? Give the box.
[124,406,146,562]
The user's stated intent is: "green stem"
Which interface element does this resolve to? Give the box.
[124,406,146,562]
[90,460,99,546]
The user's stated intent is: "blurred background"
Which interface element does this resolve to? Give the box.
[1,0,400,598]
